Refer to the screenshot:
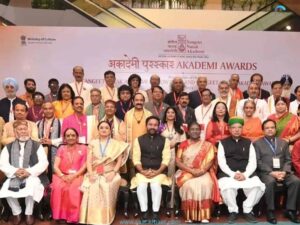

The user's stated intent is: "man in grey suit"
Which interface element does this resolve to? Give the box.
[145,86,169,121]
[254,119,300,224]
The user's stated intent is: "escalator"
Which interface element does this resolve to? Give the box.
[64,0,160,28]
[227,1,300,31]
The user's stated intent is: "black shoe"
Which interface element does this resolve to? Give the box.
[266,210,277,224]
[152,212,160,224]
[228,212,238,224]
[244,212,258,223]
[140,211,148,224]
[285,210,300,223]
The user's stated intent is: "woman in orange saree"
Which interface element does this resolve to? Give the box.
[268,97,300,144]
[176,122,220,223]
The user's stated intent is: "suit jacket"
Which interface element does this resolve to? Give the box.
[144,101,169,121]
[243,88,270,100]
[253,137,291,175]
[175,106,196,125]
[0,97,26,123]
[188,90,216,109]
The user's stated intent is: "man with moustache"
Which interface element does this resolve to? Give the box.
[61,96,97,144]
[189,76,216,109]
[85,88,105,123]
[254,119,300,224]
[44,79,59,103]
[145,86,169,121]
[0,77,26,123]
[0,120,49,225]
[131,116,170,224]
[175,92,196,131]
[19,79,36,107]
[124,93,152,177]
[1,103,38,146]
[69,66,93,107]
[100,70,119,102]
[243,73,270,100]
[146,74,166,102]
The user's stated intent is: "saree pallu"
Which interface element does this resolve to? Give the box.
[175,140,220,221]
[80,139,129,225]
[268,112,300,139]
[242,117,264,142]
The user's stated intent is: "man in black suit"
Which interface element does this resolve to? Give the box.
[254,119,300,224]
[188,76,216,109]
[243,73,270,100]
[175,92,196,131]
[0,77,26,123]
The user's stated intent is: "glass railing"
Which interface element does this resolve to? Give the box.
[227,1,300,31]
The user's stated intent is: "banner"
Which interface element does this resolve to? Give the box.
[0,26,299,96]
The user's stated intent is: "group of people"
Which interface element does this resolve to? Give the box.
[0,67,299,225]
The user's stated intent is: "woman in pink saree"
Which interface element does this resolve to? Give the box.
[50,128,87,223]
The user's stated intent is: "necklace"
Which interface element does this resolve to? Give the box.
[133,109,144,124]
[166,123,175,140]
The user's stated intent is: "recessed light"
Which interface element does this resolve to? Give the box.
[286,25,292,30]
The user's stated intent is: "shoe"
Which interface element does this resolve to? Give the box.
[266,210,277,224]
[140,211,148,224]
[228,212,238,224]
[152,212,160,224]
[285,210,300,223]
[201,219,209,223]
[13,214,22,225]
[25,215,35,225]
[244,212,258,223]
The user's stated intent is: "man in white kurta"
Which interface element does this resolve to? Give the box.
[0,120,48,225]
[217,117,265,224]
[99,70,119,103]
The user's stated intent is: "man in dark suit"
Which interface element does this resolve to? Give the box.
[0,77,26,123]
[243,73,270,100]
[188,76,216,109]
[175,92,196,131]
[254,119,300,224]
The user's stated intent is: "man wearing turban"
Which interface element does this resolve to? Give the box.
[217,117,265,224]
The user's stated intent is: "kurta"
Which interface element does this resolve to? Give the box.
[130,134,171,189]
[27,105,44,122]
[79,139,129,225]
[229,87,243,101]
[242,117,264,142]
[100,85,119,103]
[19,93,33,107]
[175,140,220,221]
[289,99,300,116]
[52,100,74,119]
[51,144,87,223]
[85,103,105,122]
[236,98,270,122]
[1,120,39,146]
[62,114,97,144]
[115,101,133,121]
[69,81,93,107]
[195,103,214,140]
[0,142,48,202]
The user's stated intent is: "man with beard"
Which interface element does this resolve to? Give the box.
[0,120,48,225]
[0,77,26,123]
[19,79,36,107]
[44,79,59,103]
[69,66,93,107]
[243,73,270,100]
[280,74,296,101]
[175,92,196,131]
[124,93,152,177]
[100,70,119,103]
[130,116,170,224]
[1,103,38,146]
[61,96,97,144]
[164,77,185,106]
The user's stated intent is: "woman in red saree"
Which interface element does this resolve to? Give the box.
[205,101,230,146]
[51,128,87,223]
[176,122,220,223]
[268,97,300,144]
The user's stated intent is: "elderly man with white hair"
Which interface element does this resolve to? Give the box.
[0,77,26,123]
[164,77,185,106]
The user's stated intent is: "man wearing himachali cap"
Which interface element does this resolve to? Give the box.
[217,117,265,224]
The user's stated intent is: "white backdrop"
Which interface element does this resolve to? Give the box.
[0,26,300,96]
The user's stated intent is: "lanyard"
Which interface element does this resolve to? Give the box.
[99,138,110,156]
[264,137,277,155]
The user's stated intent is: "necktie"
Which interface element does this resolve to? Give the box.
[9,99,14,122]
